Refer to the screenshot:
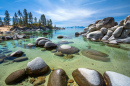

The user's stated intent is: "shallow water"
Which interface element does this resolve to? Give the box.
[0,27,130,86]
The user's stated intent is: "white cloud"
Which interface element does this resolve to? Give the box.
[35,8,97,22]
[83,0,106,6]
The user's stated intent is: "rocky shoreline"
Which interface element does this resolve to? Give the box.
[75,15,130,44]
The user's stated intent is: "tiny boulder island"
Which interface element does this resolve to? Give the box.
[47,69,68,86]
[72,68,105,86]
[26,57,50,77]
[5,69,27,85]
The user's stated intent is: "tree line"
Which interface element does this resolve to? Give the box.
[0,9,53,28]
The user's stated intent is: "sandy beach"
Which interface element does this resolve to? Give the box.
[0,26,12,32]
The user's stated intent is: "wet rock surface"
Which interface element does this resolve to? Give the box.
[72,68,105,86]
[5,69,27,85]
[47,69,68,86]
[26,57,50,77]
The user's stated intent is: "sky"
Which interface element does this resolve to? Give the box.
[0,0,130,27]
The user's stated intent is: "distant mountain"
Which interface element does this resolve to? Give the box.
[64,26,86,28]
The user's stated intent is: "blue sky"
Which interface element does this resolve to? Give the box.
[0,0,130,27]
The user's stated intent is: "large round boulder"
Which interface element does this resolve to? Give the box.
[102,30,113,41]
[26,57,50,77]
[10,50,23,57]
[88,24,98,33]
[47,69,68,86]
[72,68,105,86]
[44,42,57,49]
[113,26,123,38]
[38,39,49,46]
[120,29,130,38]
[75,32,80,35]
[124,21,130,29]
[119,20,124,26]
[35,37,49,45]
[124,15,130,24]
[116,37,130,43]
[96,17,115,29]
[5,69,27,85]
[109,26,118,32]
[87,31,103,41]
[57,45,79,54]
[103,71,130,86]
[100,27,107,35]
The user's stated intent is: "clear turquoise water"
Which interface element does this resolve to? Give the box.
[0,27,130,86]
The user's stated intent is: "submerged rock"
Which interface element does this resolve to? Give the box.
[26,57,50,77]
[54,52,64,56]
[27,43,35,47]
[5,69,27,85]
[57,35,64,38]
[103,71,130,86]
[81,49,110,62]
[33,76,45,86]
[10,50,23,57]
[57,45,79,54]
[13,57,28,62]
[58,40,74,44]
[0,59,4,64]
[72,68,105,86]
[47,69,68,86]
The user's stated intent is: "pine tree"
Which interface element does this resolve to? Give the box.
[39,19,41,27]
[28,12,33,24]
[4,10,10,26]
[49,19,52,27]
[34,17,37,23]
[23,9,28,26]
[13,17,15,26]
[40,14,46,26]
[18,10,22,26]
[0,17,3,26]
[14,12,18,27]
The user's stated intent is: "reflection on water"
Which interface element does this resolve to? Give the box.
[0,27,130,85]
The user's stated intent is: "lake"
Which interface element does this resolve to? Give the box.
[0,27,130,86]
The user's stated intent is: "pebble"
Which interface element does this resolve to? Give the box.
[68,79,74,83]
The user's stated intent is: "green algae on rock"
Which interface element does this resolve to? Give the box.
[81,49,110,62]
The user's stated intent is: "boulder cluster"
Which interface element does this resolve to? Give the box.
[1,34,27,41]
[35,37,57,49]
[76,15,130,44]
